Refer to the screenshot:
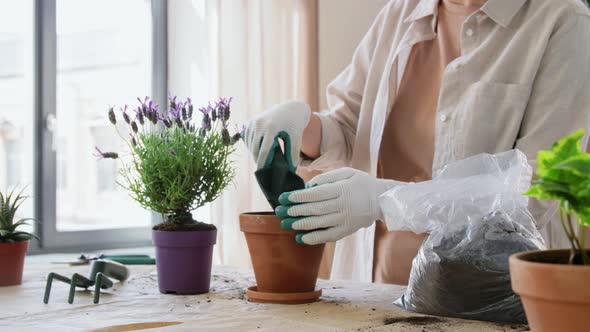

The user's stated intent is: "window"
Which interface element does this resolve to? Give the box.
[55,0,153,231]
[0,0,35,238]
[2,0,169,251]
[6,139,22,188]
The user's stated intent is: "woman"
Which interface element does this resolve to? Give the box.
[244,0,590,284]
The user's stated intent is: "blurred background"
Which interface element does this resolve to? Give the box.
[0,0,387,267]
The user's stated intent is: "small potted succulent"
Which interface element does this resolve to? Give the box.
[510,129,590,331]
[96,96,241,294]
[0,189,37,286]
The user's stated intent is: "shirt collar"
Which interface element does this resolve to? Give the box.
[403,0,528,28]
[481,0,527,28]
[404,0,438,23]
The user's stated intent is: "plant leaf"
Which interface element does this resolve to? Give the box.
[9,232,34,242]
[536,129,585,178]
[575,208,590,228]
[7,220,31,232]
[555,155,590,177]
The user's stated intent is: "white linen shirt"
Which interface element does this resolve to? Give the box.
[305,0,590,282]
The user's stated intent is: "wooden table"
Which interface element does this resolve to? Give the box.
[0,253,530,331]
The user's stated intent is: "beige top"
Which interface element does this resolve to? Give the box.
[303,0,590,282]
[373,0,481,285]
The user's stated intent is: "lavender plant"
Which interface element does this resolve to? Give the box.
[96,96,242,231]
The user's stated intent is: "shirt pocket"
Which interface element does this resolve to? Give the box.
[460,81,532,156]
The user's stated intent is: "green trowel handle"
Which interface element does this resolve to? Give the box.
[89,260,130,282]
[101,255,155,265]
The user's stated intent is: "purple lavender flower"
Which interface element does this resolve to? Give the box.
[138,96,161,125]
[137,96,150,113]
[108,107,116,125]
[148,108,158,124]
[211,107,218,122]
[136,106,145,125]
[231,132,242,144]
[163,118,172,128]
[94,147,118,160]
[169,94,178,110]
[187,98,194,118]
[182,106,188,120]
[131,121,138,134]
[122,107,131,125]
[199,106,212,132]
[175,117,184,129]
[199,106,210,116]
[217,97,233,122]
[170,108,181,119]
[222,128,231,146]
[131,136,137,147]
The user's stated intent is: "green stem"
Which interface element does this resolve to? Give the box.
[567,213,584,252]
[580,225,589,265]
[560,208,578,264]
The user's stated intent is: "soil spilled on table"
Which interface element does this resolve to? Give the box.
[382,316,530,332]
[383,316,444,326]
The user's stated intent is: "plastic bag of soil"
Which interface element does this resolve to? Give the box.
[379,150,545,324]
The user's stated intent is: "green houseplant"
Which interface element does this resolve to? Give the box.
[510,129,590,331]
[0,189,37,286]
[96,96,241,294]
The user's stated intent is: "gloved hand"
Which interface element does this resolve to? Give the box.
[244,100,311,170]
[275,167,401,245]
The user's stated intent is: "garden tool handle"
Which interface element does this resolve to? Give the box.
[89,260,129,282]
[101,255,155,265]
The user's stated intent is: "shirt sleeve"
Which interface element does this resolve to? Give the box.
[515,13,590,246]
[302,2,393,171]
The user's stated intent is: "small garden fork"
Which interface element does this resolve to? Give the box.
[43,259,129,304]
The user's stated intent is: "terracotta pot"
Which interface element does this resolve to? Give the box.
[0,240,29,287]
[510,249,590,332]
[239,212,325,303]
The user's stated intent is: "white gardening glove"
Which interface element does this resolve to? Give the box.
[244,100,311,170]
[275,167,400,245]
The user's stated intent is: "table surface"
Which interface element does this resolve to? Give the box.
[0,251,530,332]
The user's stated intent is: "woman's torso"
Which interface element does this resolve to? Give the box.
[373,0,481,285]
[324,0,590,283]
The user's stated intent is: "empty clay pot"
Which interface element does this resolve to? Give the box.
[240,212,325,301]
[510,249,590,332]
[0,240,29,287]
[152,229,216,295]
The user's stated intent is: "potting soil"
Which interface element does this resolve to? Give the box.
[396,210,544,324]
[255,140,305,209]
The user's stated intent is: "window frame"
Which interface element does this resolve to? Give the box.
[30,0,168,253]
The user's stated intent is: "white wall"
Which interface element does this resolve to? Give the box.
[318,0,389,109]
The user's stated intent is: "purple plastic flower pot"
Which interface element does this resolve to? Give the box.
[152,229,217,295]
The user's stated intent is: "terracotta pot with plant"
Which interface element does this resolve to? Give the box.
[510,129,590,332]
[239,135,325,304]
[96,96,241,295]
[0,189,37,287]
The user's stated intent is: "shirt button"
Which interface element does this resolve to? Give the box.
[440,114,448,122]
[465,28,474,37]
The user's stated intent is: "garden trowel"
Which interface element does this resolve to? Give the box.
[255,135,305,209]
